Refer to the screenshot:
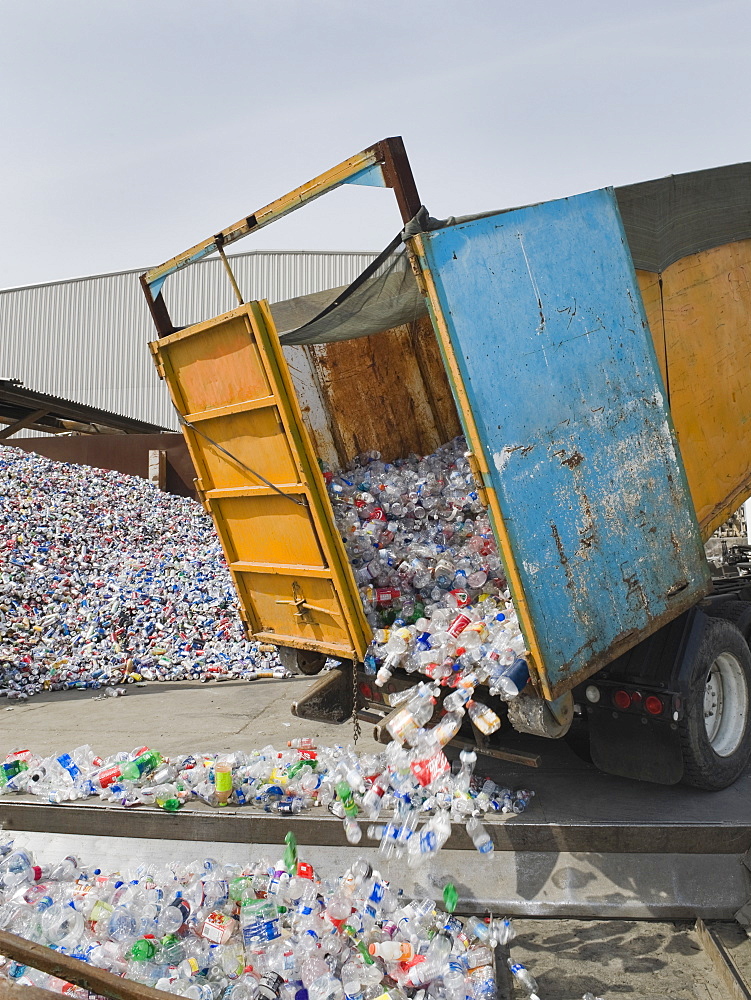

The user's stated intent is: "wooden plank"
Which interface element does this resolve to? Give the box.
[0,410,51,439]
[0,979,72,1000]
[0,930,174,1000]
[695,918,751,1000]
[309,315,461,467]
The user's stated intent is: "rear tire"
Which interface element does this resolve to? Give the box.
[679,617,751,790]
[276,647,329,676]
[703,599,751,644]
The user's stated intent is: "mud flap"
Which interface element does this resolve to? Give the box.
[290,664,353,723]
[588,709,684,784]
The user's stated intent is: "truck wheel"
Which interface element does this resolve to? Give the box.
[276,646,329,676]
[680,617,751,789]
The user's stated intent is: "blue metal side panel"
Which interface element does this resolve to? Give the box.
[421,188,710,695]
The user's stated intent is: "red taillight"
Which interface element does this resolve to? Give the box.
[630,690,642,706]
[645,695,664,716]
[359,682,374,701]
[613,690,631,711]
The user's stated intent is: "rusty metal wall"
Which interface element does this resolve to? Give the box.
[6,433,196,499]
[290,315,462,469]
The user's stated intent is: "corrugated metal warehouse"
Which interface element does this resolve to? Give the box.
[0,250,377,433]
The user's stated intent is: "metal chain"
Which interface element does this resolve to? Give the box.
[351,657,361,744]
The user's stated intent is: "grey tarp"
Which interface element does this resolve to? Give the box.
[276,243,426,346]
[274,162,751,347]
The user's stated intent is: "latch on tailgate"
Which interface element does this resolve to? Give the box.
[276,581,343,624]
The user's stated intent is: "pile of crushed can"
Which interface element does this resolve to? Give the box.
[0,448,281,700]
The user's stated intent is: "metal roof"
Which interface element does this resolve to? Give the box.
[0,378,169,438]
[0,249,378,434]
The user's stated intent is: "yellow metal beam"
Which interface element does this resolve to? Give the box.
[144,148,383,288]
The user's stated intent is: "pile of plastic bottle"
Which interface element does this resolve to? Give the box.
[0,833,558,1000]
[0,741,534,862]
[326,440,531,734]
[0,448,282,700]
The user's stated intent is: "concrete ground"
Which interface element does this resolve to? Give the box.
[501,917,734,999]
[0,674,368,759]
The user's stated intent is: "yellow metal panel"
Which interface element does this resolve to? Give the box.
[233,572,353,655]
[409,237,548,698]
[216,494,326,567]
[150,303,371,661]
[657,239,751,539]
[636,270,667,391]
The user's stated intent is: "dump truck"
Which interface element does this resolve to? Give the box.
[141,138,751,790]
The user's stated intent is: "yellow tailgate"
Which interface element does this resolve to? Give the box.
[150,300,371,661]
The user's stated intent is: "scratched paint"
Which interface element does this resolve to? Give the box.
[420,189,710,695]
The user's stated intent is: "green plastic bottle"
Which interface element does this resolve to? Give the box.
[335,781,359,819]
[284,832,298,875]
[120,751,163,782]
[129,937,158,962]
[443,883,458,914]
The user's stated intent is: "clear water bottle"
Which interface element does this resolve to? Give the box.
[466,816,494,855]
[507,958,541,1000]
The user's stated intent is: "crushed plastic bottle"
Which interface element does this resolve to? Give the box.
[325,439,533,742]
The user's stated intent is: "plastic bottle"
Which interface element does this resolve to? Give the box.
[214,762,233,806]
[335,782,362,845]
[119,751,162,782]
[466,816,494,855]
[468,964,497,1000]
[441,961,467,1000]
[507,959,541,1000]
[407,811,451,867]
[467,700,501,736]
[385,686,437,745]
[495,658,530,699]
[288,739,316,750]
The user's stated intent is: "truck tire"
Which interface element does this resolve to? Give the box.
[703,599,751,644]
[276,646,329,676]
[680,617,751,790]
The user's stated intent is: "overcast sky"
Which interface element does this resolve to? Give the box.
[1,0,749,290]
